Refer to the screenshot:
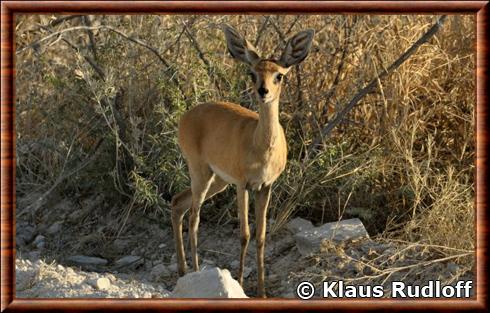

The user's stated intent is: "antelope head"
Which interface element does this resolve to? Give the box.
[223,25,315,105]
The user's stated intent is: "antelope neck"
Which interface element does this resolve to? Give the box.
[254,98,281,151]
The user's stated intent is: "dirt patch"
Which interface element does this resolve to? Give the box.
[16,196,475,298]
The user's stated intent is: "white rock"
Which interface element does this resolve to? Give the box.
[287,217,314,234]
[94,277,111,290]
[97,278,111,290]
[171,267,248,298]
[294,218,369,256]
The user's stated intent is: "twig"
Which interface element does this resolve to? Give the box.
[17,25,172,69]
[319,18,355,118]
[36,24,106,81]
[20,138,104,216]
[17,24,186,97]
[17,25,99,55]
[338,251,472,283]
[48,15,82,28]
[82,15,98,60]
[25,15,82,33]
[254,16,270,47]
[182,21,211,72]
[182,20,226,93]
[285,16,301,35]
[305,15,448,162]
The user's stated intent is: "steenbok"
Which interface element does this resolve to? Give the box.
[171,24,314,297]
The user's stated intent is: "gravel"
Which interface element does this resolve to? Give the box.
[16,257,170,298]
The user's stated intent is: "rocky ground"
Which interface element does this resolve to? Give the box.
[15,195,475,298]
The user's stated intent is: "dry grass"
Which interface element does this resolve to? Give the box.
[15,15,475,264]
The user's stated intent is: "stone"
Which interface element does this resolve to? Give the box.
[67,255,108,267]
[201,259,216,271]
[229,260,251,277]
[28,250,40,260]
[106,273,117,282]
[230,260,240,270]
[16,223,36,246]
[170,253,177,264]
[33,234,45,245]
[167,263,178,273]
[151,263,170,279]
[112,239,130,253]
[242,267,252,278]
[47,221,63,235]
[16,237,27,247]
[33,235,45,249]
[447,262,460,274]
[131,248,140,256]
[294,218,369,256]
[287,217,314,234]
[114,255,143,269]
[90,277,111,290]
[171,267,248,298]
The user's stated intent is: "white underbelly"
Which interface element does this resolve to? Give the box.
[209,164,240,185]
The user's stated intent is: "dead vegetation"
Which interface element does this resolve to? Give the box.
[15,14,475,289]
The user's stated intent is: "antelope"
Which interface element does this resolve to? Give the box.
[171,24,314,297]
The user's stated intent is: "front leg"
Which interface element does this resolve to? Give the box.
[236,185,250,286]
[254,184,271,298]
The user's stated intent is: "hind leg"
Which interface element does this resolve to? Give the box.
[171,174,228,275]
[171,188,192,276]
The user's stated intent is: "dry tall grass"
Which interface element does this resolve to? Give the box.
[15,15,475,262]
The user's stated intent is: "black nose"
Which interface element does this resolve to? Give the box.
[258,87,269,97]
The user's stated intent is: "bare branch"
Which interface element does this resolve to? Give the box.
[305,15,448,162]
[18,24,187,97]
[254,16,270,47]
[82,15,98,60]
[37,24,106,80]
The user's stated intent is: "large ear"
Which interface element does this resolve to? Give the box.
[222,24,261,66]
[279,29,315,68]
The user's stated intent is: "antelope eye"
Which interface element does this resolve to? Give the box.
[248,72,257,83]
[275,73,283,83]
